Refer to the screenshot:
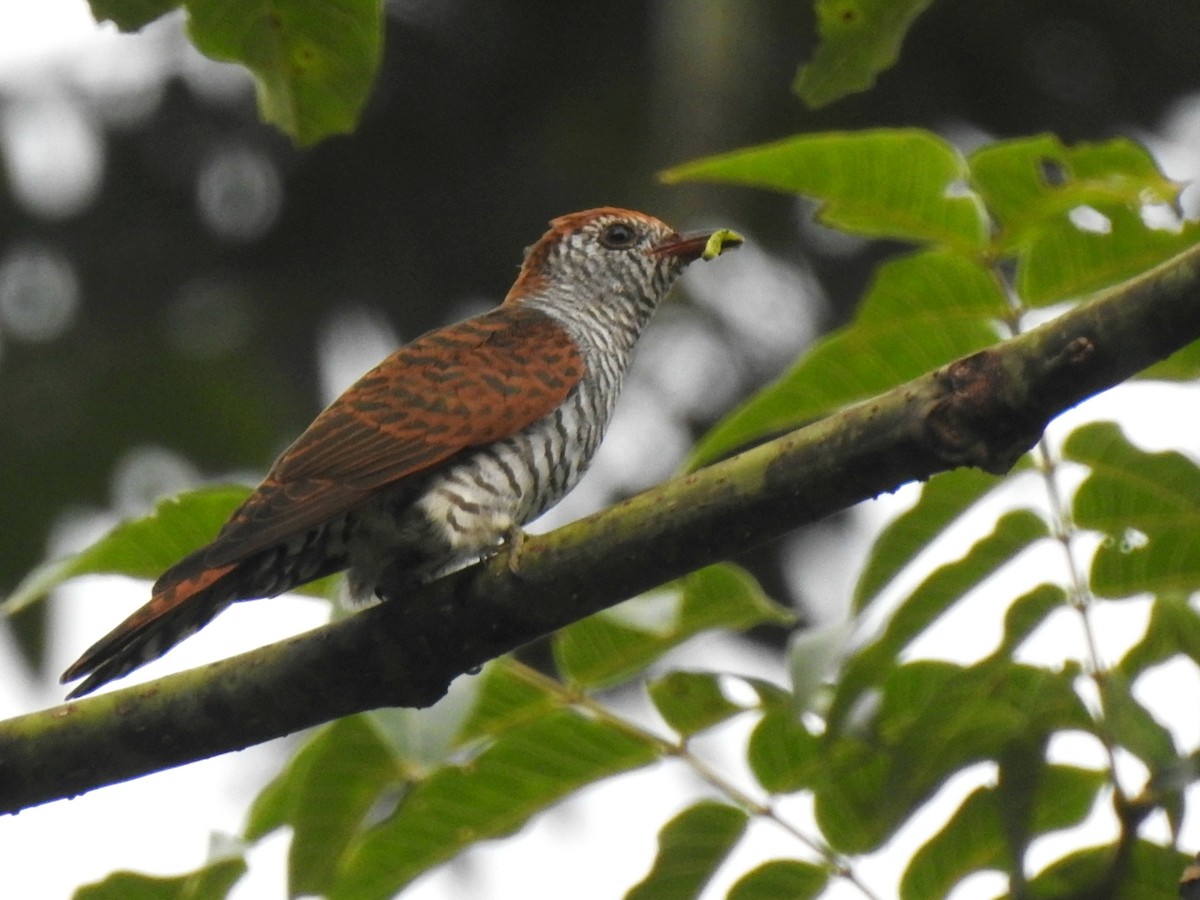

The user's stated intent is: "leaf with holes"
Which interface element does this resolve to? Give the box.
[186,0,384,145]
[969,136,1200,308]
[1066,421,1200,598]
[1016,206,1200,307]
[794,0,936,107]
[970,135,1180,247]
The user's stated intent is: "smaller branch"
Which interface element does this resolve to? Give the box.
[670,745,882,900]
[998,254,1132,811]
[1034,437,1128,791]
[3,241,1200,814]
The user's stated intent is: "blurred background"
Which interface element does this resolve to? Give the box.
[5,0,1200,896]
[8,0,1200,664]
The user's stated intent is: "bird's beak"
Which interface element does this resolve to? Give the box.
[652,228,744,263]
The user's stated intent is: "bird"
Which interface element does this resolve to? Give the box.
[61,207,743,699]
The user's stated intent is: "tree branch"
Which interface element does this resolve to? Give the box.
[3,241,1200,814]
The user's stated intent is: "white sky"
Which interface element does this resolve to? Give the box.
[0,1,103,76]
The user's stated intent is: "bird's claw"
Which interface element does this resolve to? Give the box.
[503,526,527,577]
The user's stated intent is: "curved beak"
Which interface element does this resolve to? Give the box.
[652,228,744,263]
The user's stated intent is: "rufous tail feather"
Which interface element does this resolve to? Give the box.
[61,563,236,699]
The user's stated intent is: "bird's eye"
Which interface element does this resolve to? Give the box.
[599,222,638,250]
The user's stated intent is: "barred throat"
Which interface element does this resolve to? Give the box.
[522,255,678,371]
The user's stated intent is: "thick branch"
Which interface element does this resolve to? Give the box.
[3,242,1200,814]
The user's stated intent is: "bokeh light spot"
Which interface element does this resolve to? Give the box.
[0,94,103,219]
[196,143,282,242]
[318,307,400,403]
[110,446,200,517]
[0,241,80,342]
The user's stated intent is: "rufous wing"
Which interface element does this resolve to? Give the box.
[194,304,584,569]
[62,306,583,697]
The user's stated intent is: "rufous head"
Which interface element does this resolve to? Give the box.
[503,207,742,305]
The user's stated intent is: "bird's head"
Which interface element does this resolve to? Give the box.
[503,207,742,306]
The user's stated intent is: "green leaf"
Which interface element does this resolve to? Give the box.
[1005,759,1105,866]
[816,660,1089,854]
[648,671,748,737]
[185,0,384,146]
[453,658,563,746]
[330,710,659,900]
[624,802,748,900]
[1065,421,1200,598]
[994,736,1045,871]
[829,510,1050,732]
[2,485,252,615]
[880,662,1088,788]
[243,716,400,897]
[690,250,1007,466]
[982,583,1067,665]
[794,0,936,107]
[969,135,1200,305]
[970,135,1180,246]
[1099,672,1178,770]
[663,130,987,250]
[1141,339,1200,382]
[808,735,888,853]
[1118,593,1200,678]
[727,859,828,900]
[899,786,1005,900]
[553,563,792,690]
[1017,207,1200,306]
[738,675,797,711]
[1026,838,1192,899]
[900,764,1105,900]
[365,674,488,770]
[88,0,181,30]
[854,467,1002,612]
[1027,764,1107,834]
[747,709,821,793]
[1095,670,1187,847]
[74,855,246,900]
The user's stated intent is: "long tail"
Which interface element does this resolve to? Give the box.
[60,563,237,699]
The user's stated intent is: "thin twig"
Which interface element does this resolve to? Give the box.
[507,662,883,900]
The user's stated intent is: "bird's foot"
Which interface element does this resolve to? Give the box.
[502,526,527,577]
